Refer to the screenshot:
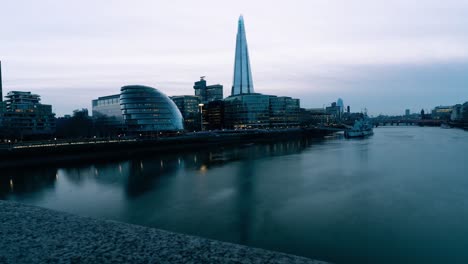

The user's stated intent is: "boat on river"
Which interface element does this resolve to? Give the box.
[344,117,374,138]
[440,123,451,129]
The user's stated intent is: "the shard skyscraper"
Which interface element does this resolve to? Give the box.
[232,15,254,96]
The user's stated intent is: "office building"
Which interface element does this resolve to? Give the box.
[431,106,452,120]
[450,102,468,122]
[326,102,342,120]
[193,77,223,103]
[0,91,56,138]
[120,85,183,132]
[405,109,410,116]
[92,94,123,126]
[205,100,225,130]
[224,94,270,129]
[299,108,332,126]
[224,16,266,128]
[232,15,254,96]
[269,96,300,128]
[224,15,301,129]
[337,98,344,113]
[170,95,201,131]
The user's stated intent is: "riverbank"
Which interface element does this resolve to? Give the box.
[0,128,336,168]
[0,200,327,264]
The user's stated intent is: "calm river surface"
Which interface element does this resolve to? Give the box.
[2,127,468,263]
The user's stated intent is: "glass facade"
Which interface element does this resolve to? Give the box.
[269,96,300,128]
[170,95,201,131]
[92,94,123,126]
[193,77,223,103]
[205,100,225,130]
[224,94,270,129]
[232,15,254,96]
[337,98,344,113]
[120,85,183,132]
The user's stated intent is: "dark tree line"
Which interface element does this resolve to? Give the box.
[56,109,122,139]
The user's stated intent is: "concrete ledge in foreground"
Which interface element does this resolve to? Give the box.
[0,200,329,264]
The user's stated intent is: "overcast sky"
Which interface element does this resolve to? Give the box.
[1,0,468,116]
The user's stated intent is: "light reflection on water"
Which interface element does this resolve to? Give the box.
[2,127,468,264]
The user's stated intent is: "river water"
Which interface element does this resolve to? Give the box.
[2,127,468,263]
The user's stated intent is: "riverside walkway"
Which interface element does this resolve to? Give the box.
[0,128,340,168]
[0,200,328,264]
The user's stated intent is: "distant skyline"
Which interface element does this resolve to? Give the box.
[1,0,468,116]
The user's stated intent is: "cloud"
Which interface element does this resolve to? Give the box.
[1,0,468,116]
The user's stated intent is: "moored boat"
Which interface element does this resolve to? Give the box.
[344,117,374,138]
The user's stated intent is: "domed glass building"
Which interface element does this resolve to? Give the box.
[120,85,184,132]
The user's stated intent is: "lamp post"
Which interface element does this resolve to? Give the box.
[198,103,204,131]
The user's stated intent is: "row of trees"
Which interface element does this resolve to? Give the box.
[56,109,122,139]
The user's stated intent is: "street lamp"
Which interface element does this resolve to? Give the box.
[198,103,204,131]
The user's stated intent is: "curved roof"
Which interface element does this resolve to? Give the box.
[120,85,183,131]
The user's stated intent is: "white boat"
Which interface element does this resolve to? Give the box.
[344,117,374,138]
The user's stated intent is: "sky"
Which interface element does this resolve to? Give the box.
[1,0,468,116]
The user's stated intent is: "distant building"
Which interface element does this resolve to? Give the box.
[431,106,452,120]
[405,109,410,116]
[300,108,330,126]
[224,94,270,129]
[0,91,56,138]
[269,96,300,128]
[326,102,342,120]
[73,108,89,118]
[120,85,183,133]
[193,77,223,103]
[170,95,201,131]
[337,98,344,113]
[92,94,123,126]
[205,100,225,130]
[463,102,468,121]
[451,104,462,121]
[450,102,468,122]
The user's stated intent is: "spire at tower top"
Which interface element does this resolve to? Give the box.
[232,15,254,96]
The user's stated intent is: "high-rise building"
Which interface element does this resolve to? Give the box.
[326,102,342,120]
[232,15,254,96]
[337,98,344,113]
[193,77,223,103]
[170,95,201,131]
[405,109,410,116]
